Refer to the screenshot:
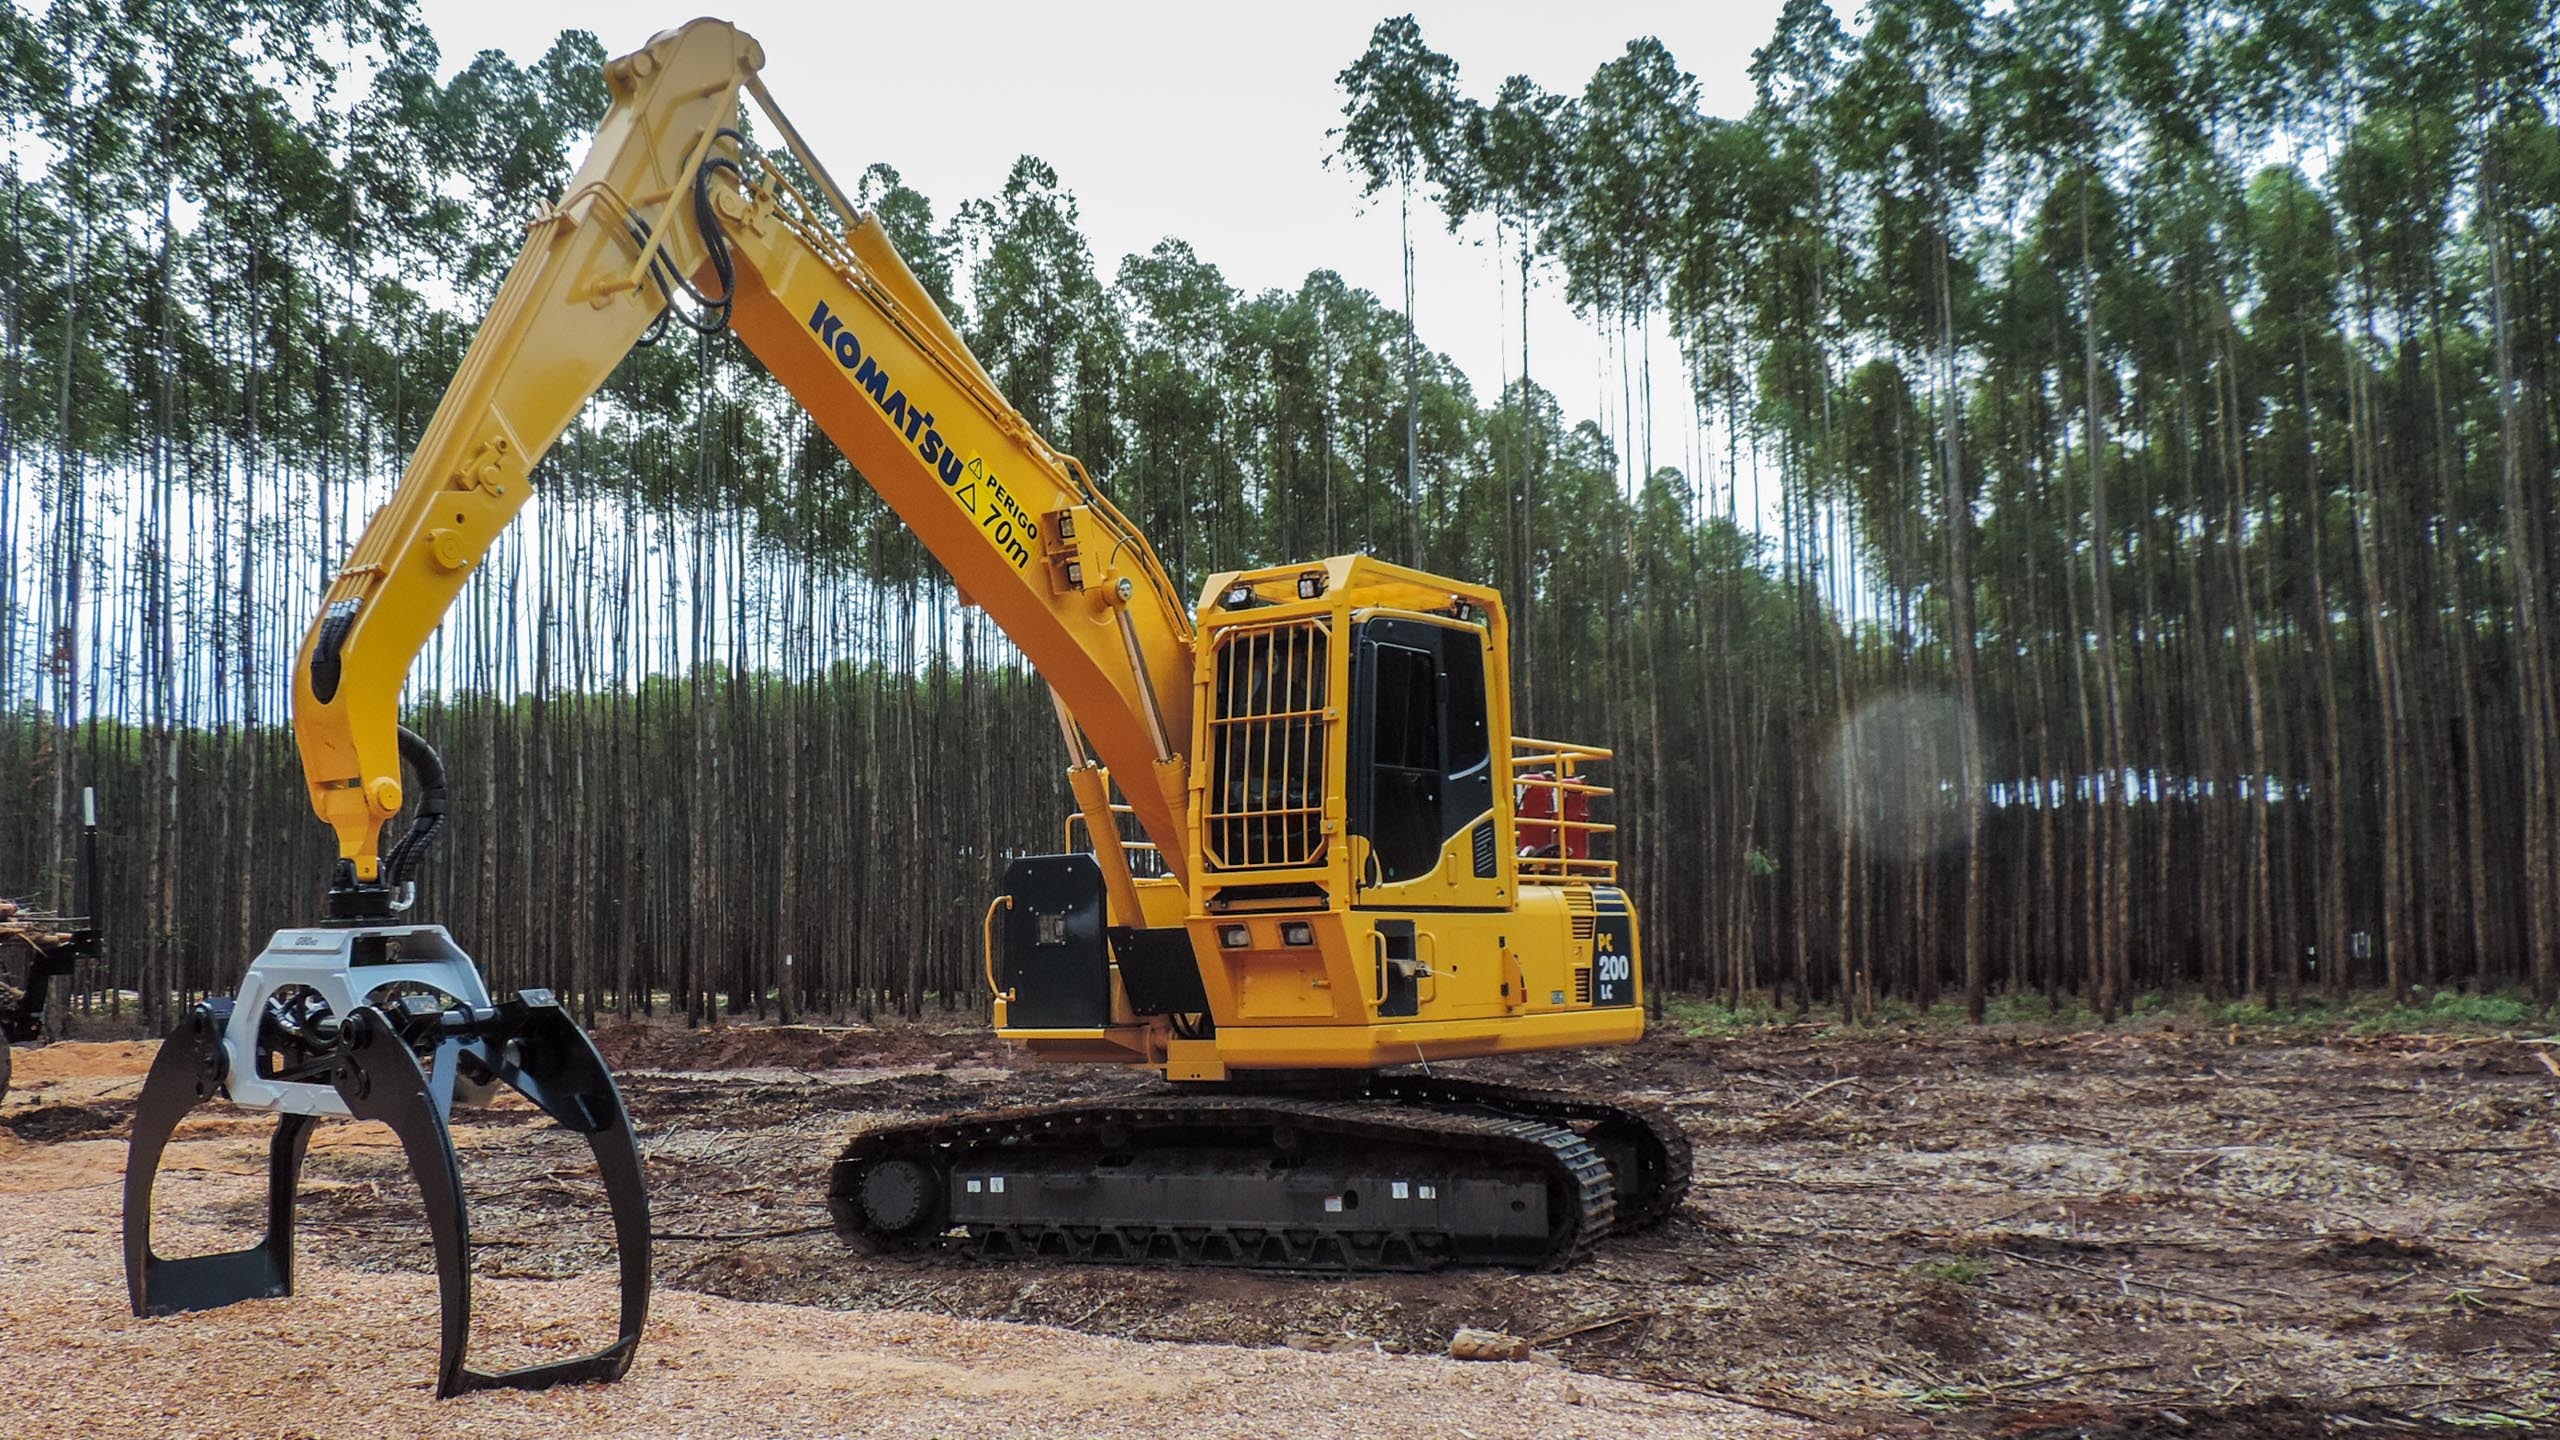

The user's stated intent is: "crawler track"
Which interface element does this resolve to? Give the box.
[1366,1075,1695,1231]
[828,1078,1686,1272]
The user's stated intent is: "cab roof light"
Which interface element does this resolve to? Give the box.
[1296,570,1327,601]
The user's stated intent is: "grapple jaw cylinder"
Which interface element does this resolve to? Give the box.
[123,926,650,1398]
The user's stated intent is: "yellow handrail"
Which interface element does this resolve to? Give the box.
[982,895,1015,1002]
[1509,737,1618,883]
[1065,806,1160,858]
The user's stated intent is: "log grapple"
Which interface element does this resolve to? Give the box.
[2,787,103,1102]
[122,924,650,1398]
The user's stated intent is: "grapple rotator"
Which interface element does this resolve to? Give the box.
[124,925,649,1397]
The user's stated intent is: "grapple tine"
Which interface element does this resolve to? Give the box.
[330,1007,477,1398]
[448,991,650,1394]
[124,1000,318,1316]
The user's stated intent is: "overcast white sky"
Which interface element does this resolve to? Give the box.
[414,0,1791,506]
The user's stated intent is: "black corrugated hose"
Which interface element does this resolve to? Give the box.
[381,725,448,891]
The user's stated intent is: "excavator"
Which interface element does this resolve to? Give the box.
[123,17,1687,1397]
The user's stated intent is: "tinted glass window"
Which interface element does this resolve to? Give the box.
[1371,643,1439,772]
[1362,640,1444,883]
[1442,637,1488,774]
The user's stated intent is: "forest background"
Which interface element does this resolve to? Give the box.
[3,0,2556,1028]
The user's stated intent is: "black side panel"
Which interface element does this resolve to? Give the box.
[1591,886,1637,1007]
[1110,926,1210,1015]
[999,855,1111,1029]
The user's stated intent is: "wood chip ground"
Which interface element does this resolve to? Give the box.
[1,1046,1801,1440]
[8,1017,2556,1438]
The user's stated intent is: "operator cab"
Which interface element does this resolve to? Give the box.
[993,554,1641,1076]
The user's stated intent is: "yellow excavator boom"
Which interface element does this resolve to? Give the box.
[291,18,1195,894]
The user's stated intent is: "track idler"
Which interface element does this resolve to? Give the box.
[123,926,649,1398]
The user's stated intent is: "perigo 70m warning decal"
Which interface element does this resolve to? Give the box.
[806,298,1038,569]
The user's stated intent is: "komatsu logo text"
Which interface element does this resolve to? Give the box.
[807,298,1036,568]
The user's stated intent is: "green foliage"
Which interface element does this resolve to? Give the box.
[1330,15,1463,200]
[2351,991,2539,1035]
[1979,992,2101,1029]
[1910,1257,1990,1287]
[1661,993,1796,1035]
[2195,990,2542,1036]
[1654,987,2544,1040]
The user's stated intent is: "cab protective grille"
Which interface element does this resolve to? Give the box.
[1205,618,1331,871]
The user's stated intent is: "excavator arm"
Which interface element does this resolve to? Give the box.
[293,18,1196,910]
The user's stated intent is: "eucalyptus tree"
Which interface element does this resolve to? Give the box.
[2107,11,2266,998]
[1834,0,1994,1016]
[1552,39,1701,497]
[1332,14,1461,564]
[2329,12,2482,1002]
[433,30,610,294]
[2460,0,2560,1006]
[1118,238,1239,595]
[2243,161,2355,1000]
[1457,75,1570,624]
[848,161,953,589]
[858,163,957,313]
[14,0,153,930]
[960,157,1122,474]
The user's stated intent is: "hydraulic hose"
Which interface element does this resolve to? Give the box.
[625,127,746,347]
[380,725,449,892]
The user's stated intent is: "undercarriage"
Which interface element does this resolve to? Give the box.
[830,1075,1691,1272]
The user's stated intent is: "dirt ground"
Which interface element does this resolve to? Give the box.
[4,1014,2554,1437]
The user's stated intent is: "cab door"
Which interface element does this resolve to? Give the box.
[1346,616,1502,913]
